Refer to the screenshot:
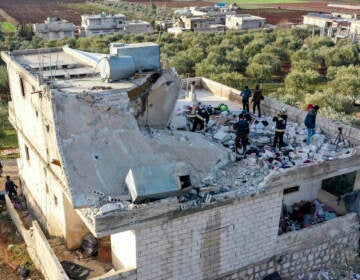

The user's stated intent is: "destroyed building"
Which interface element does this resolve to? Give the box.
[2,44,360,280]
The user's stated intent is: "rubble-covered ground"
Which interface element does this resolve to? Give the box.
[87,90,354,217]
[165,89,354,207]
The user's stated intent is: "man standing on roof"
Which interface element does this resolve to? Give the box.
[304,105,320,145]
[5,175,18,201]
[272,107,288,148]
[233,113,250,155]
[240,85,252,113]
[252,84,263,117]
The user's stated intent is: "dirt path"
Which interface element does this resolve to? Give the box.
[0,159,43,279]
[0,8,18,25]
[0,159,19,192]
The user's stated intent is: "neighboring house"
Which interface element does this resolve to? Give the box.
[180,16,216,31]
[32,17,76,40]
[303,13,334,28]
[81,13,126,37]
[226,14,266,30]
[124,20,153,34]
[2,43,360,280]
[303,12,359,41]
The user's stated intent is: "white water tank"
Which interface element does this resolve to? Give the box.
[99,55,135,82]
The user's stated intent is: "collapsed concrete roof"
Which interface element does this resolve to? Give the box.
[74,80,360,237]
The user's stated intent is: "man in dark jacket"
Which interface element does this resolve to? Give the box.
[240,86,252,113]
[272,107,288,147]
[192,104,210,132]
[252,84,263,117]
[304,105,319,144]
[233,114,250,155]
[5,175,18,201]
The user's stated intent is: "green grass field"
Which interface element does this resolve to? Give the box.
[0,22,16,33]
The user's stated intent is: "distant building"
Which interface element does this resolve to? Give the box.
[226,14,266,30]
[303,13,334,28]
[124,20,153,34]
[180,16,217,32]
[32,17,76,40]
[81,13,126,37]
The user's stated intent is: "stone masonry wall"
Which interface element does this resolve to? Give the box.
[135,191,283,280]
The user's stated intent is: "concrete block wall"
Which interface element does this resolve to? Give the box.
[219,213,359,279]
[135,191,283,280]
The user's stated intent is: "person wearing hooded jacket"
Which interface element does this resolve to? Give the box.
[304,105,320,145]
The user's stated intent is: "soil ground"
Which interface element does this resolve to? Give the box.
[1,0,359,26]
[0,159,43,280]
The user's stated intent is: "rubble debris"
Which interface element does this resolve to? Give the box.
[61,261,91,280]
[80,234,98,257]
[279,200,337,235]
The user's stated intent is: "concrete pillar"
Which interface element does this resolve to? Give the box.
[111,230,136,270]
[63,194,89,249]
[353,170,360,190]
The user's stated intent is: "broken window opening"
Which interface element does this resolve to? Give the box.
[25,145,30,161]
[179,175,191,190]
[20,78,25,97]
[283,186,300,195]
[321,171,357,197]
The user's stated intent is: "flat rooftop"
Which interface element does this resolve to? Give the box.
[1,47,156,94]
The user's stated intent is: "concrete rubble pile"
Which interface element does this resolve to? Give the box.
[167,108,352,202]
[87,106,354,215]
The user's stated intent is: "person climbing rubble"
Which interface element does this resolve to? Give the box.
[192,104,210,132]
[251,84,263,117]
[304,105,320,145]
[272,107,288,148]
[233,113,250,155]
[240,85,252,113]
[5,175,18,201]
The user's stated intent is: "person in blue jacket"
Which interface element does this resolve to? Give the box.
[240,86,252,113]
[304,105,319,145]
[233,113,250,155]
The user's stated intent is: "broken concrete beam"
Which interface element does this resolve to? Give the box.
[125,162,190,203]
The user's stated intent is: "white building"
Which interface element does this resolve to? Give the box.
[124,20,153,34]
[32,17,76,40]
[226,14,266,30]
[2,44,360,279]
[81,13,127,37]
[303,13,334,28]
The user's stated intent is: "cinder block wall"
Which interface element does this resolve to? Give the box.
[135,191,283,280]
[135,194,358,280]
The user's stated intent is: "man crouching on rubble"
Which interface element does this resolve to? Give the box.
[272,107,288,148]
[192,104,211,132]
[233,113,250,155]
